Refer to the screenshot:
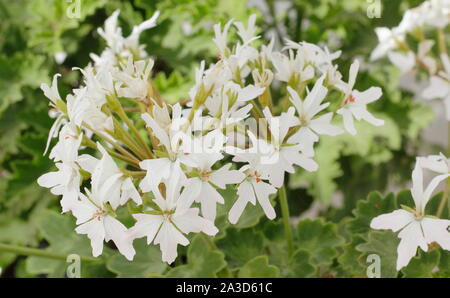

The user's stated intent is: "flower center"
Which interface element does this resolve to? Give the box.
[344,95,356,105]
[92,209,105,221]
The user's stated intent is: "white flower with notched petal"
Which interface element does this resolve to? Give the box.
[422,53,450,120]
[183,149,245,221]
[139,105,196,192]
[418,153,450,178]
[129,172,218,264]
[82,143,141,210]
[370,27,405,61]
[38,126,96,212]
[259,108,318,188]
[370,161,450,270]
[213,19,233,57]
[287,76,343,156]
[227,162,277,225]
[270,50,314,84]
[71,188,136,261]
[336,60,384,135]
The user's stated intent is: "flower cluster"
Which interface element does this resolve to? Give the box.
[371,0,450,119]
[371,154,450,270]
[38,11,384,263]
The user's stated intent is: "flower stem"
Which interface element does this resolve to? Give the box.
[0,243,102,263]
[83,122,141,166]
[278,185,294,258]
[115,105,154,159]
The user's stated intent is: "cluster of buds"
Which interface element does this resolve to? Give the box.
[38,11,384,263]
[371,0,450,119]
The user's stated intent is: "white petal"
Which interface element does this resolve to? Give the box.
[370,209,414,232]
[173,208,218,236]
[75,219,105,257]
[209,164,245,188]
[422,217,450,250]
[253,180,277,220]
[129,213,163,244]
[103,216,136,261]
[309,113,343,136]
[337,108,356,135]
[396,221,427,270]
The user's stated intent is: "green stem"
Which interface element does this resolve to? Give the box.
[116,106,154,159]
[83,122,141,166]
[278,185,294,258]
[82,136,140,168]
[0,243,102,263]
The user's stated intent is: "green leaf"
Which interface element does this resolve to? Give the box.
[216,227,264,268]
[25,209,110,277]
[296,218,345,267]
[401,249,440,278]
[286,249,315,278]
[237,255,280,278]
[356,230,399,278]
[346,192,397,236]
[165,235,226,277]
[337,235,367,277]
[107,238,166,278]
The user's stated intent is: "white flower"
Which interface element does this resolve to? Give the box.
[270,50,314,84]
[422,54,450,120]
[183,151,245,220]
[129,172,218,264]
[227,163,277,224]
[287,76,343,156]
[370,27,405,61]
[388,40,436,75]
[213,19,233,57]
[139,105,195,191]
[283,40,341,69]
[418,153,450,178]
[387,51,416,74]
[258,108,318,187]
[82,143,141,209]
[114,58,154,99]
[370,162,450,270]
[234,14,259,45]
[97,9,159,58]
[38,126,95,212]
[40,74,62,105]
[72,189,136,261]
[336,60,384,135]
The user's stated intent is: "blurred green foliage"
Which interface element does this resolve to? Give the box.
[0,0,446,277]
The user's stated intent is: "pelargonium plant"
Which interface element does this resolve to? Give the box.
[38,10,385,264]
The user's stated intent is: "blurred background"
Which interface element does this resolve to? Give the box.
[0,0,441,277]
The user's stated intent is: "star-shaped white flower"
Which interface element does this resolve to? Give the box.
[258,108,318,187]
[336,60,384,135]
[183,151,245,220]
[72,188,136,261]
[287,76,343,156]
[38,126,96,212]
[82,143,142,209]
[370,162,450,270]
[129,171,218,264]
